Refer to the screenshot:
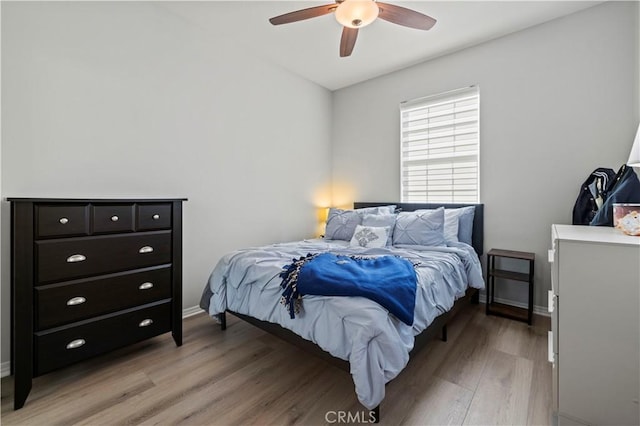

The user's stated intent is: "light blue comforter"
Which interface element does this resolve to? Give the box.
[200,239,484,410]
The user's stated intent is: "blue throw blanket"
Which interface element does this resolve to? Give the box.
[280,253,417,325]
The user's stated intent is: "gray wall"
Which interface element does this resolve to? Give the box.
[331,1,639,309]
[1,2,332,367]
[2,0,638,371]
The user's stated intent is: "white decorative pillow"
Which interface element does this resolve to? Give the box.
[349,225,390,248]
[361,213,396,246]
[444,210,460,243]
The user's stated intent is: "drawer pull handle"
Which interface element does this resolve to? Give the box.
[66,339,86,349]
[66,254,86,263]
[67,296,86,306]
[139,319,153,327]
[111,215,119,222]
[138,246,154,254]
[59,217,69,224]
[152,214,160,220]
[139,282,154,290]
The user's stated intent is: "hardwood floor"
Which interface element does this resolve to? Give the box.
[1,305,552,425]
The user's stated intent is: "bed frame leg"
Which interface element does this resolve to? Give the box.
[441,325,448,342]
[471,289,480,304]
[372,405,380,423]
[218,312,227,330]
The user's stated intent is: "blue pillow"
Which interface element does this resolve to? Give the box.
[362,213,396,246]
[451,206,476,245]
[325,208,361,241]
[392,208,446,246]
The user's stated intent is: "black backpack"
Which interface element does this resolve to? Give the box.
[572,168,616,225]
[590,164,640,226]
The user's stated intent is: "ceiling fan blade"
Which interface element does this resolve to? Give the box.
[269,4,337,25]
[340,27,358,57]
[377,2,436,30]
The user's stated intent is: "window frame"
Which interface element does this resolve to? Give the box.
[399,85,480,204]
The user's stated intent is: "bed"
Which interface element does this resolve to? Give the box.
[200,202,484,421]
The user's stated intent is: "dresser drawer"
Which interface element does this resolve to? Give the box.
[35,266,172,330]
[36,231,172,283]
[37,204,89,238]
[92,204,135,234]
[35,301,171,375]
[136,203,172,231]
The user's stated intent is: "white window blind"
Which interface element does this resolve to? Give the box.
[400,86,480,203]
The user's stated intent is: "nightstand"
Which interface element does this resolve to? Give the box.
[485,248,534,325]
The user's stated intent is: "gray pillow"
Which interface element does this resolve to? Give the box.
[392,208,446,246]
[324,208,362,241]
[416,206,476,245]
[356,205,397,216]
[361,213,396,246]
[416,209,458,244]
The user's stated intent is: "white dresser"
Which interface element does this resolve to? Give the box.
[549,225,640,426]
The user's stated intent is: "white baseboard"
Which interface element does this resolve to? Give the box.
[479,294,549,317]
[183,305,204,318]
[0,306,206,378]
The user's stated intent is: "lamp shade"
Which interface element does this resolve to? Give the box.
[335,0,379,29]
[317,207,329,224]
[628,123,640,167]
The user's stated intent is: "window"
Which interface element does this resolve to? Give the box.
[400,86,479,203]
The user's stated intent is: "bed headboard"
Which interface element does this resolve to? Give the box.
[353,202,484,256]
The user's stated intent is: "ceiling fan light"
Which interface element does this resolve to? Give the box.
[335,0,379,29]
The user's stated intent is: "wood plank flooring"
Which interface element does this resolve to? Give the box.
[1,305,552,425]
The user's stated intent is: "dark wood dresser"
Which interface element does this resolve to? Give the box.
[8,198,186,409]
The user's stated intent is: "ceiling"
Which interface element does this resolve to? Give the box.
[160,1,603,91]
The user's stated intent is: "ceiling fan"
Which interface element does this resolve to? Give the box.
[269,0,436,58]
